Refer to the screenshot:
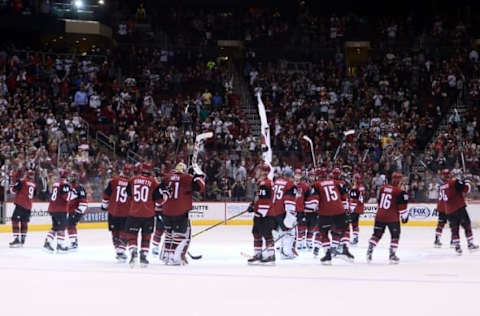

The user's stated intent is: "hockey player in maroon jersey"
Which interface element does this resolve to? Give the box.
[151,169,166,257]
[102,163,133,262]
[270,167,297,260]
[312,167,354,264]
[125,162,168,267]
[366,172,409,264]
[66,172,88,250]
[348,173,365,245]
[247,164,274,265]
[439,169,478,254]
[332,167,351,248]
[43,169,71,253]
[303,169,319,249]
[434,171,449,248]
[159,162,205,265]
[294,169,310,250]
[9,169,36,247]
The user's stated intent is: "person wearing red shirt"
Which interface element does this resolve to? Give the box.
[302,169,320,250]
[43,169,71,253]
[247,164,274,265]
[367,172,409,264]
[9,170,36,247]
[348,173,366,245]
[160,162,205,265]
[311,167,353,264]
[434,171,449,248]
[102,163,133,262]
[125,163,168,267]
[439,169,478,254]
[271,167,297,260]
[66,172,88,250]
[294,169,310,250]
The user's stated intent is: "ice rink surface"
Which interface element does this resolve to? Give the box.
[1,225,479,316]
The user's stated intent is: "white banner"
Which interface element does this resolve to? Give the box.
[360,203,440,222]
[189,202,225,220]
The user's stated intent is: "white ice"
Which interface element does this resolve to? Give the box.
[1,226,479,316]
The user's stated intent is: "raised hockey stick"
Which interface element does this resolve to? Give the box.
[191,209,249,239]
[302,135,316,168]
[191,132,213,175]
[333,129,355,161]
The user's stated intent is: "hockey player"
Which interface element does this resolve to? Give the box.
[270,167,297,259]
[102,163,133,262]
[439,169,478,254]
[151,170,166,256]
[366,172,409,264]
[9,169,36,247]
[125,162,167,267]
[247,164,274,265]
[160,162,205,265]
[303,169,319,249]
[44,169,71,253]
[434,172,449,248]
[294,169,310,250]
[312,167,354,264]
[348,173,365,245]
[332,167,351,248]
[66,172,88,250]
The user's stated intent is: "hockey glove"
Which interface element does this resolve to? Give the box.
[400,211,409,224]
[246,203,254,213]
[283,211,297,229]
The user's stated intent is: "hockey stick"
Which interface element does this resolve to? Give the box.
[192,209,249,238]
[333,129,355,161]
[302,135,316,168]
[191,132,213,175]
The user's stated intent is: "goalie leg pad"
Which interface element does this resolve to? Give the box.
[281,228,297,259]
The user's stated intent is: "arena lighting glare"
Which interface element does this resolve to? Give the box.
[74,0,83,8]
[98,0,105,5]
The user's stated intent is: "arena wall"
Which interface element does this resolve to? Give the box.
[1,202,479,232]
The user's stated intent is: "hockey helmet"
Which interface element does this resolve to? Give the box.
[59,168,70,179]
[315,167,328,179]
[141,162,153,174]
[391,172,403,185]
[122,163,133,176]
[175,162,187,173]
[26,169,35,179]
[332,168,342,179]
[440,169,450,180]
[283,167,294,178]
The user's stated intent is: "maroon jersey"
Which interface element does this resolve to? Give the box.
[162,172,205,216]
[126,175,163,218]
[304,184,319,213]
[254,177,273,217]
[313,180,345,216]
[375,185,408,223]
[11,178,36,210]
[436,184,446,213]
[295,181,309,213]
[102,176,131,217]
[269,177,297,216]
[67,184,88,214]
[349,185,365,214]
[440,179,470,215]
[48,179,71,213]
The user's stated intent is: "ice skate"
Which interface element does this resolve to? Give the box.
[260,255,276,266]
[366,244,374,263]
[351,236,359,246]
[389,250,400,264]
[9,237,22,248]
[140,251,149,268]
[313,247,320,257]
[468,243,479,252]
[151,246,160,256]
[43,240,55,253]
[69,241,78,251]
[337,245,354,263]
[247,253,263,265]
[434,236,442,248]
[454,244,462,256]
[129,250,138,268]
[116,252,127,263]
[56,243,69,254]
[320,249,332,265]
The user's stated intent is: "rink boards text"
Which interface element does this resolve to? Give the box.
[0,201,479,232]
